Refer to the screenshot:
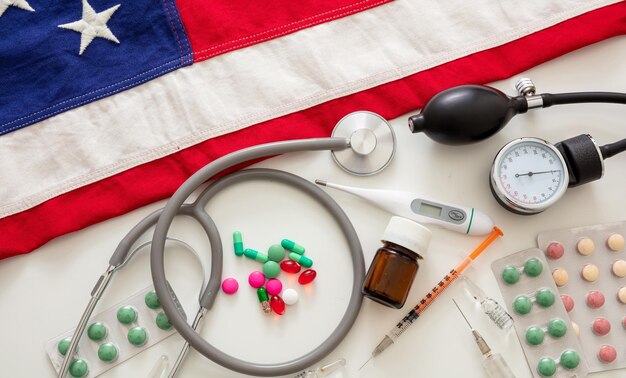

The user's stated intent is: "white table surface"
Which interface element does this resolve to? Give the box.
[1,35,626,378]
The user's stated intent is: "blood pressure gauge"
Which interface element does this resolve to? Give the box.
[490,137,569,214]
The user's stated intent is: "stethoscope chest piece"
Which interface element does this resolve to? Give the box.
[490,137,569,215]
[331,111,396,175]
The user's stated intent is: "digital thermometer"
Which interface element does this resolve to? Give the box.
[315,180,494,236]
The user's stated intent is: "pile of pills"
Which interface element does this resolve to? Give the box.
[226,232,317,316]
[492,248,588,378]
[538,222,626,372]
[46,287,176,377]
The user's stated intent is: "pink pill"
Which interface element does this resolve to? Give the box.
[623,317,626,329]
[561,294,575,312]
[265,278,283,296]
[546,242,564,259]
[598,345,617,363]
[586,290,605,308]
[248,271,265,288]
[592,317,611,336]
[221,277,239,295]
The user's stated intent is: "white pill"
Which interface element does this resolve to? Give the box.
[282,288,299,305]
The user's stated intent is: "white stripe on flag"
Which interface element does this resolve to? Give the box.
[0,0,618,217]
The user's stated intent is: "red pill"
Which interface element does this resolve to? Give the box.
[546,242,564,259]
[586,290,605,308]
[270,295,285,315]
[298,269,317,285]
[592,317,611,336]
[598,345,617,363]
[280,260,302,274]
[561,294,574,312]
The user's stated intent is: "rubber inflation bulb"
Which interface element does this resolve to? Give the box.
[408,85,528,145]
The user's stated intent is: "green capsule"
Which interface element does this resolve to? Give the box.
[560,350,580,369]
[233,231,244,256]
[525,326,545,345]
[156,311,172,330]
[513,295,532,315]
[257,287,269,302]
[69,359,89,378]
[502,266,520,284]
[289,252,312,267]
[117,306,137,324]
[524,258,543,277]
[98,343,118,362]
[127,326,148,346]
[547,318,567,338]
[87,322,107,341]
[537,358,557,377]
[144,290,161,309]
[281,239,305,255]
[57,337,72,356]
[244,248,269,263]
[535,288,555,308]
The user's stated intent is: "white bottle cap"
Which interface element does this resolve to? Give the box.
[382,216,431,256]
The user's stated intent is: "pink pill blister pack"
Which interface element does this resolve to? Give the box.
[538,220,626,373]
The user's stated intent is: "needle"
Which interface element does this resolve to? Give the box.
[515,170,558,177]
[359,356,373,371]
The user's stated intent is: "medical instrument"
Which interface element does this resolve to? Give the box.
[57,238,204,378]
[315,180,494,236]
[461,275,514,330]
[489,134,626,214]
[362,216,431,309]
[359,226,503,370]
[452,299,516,378]
[293,358,346,378]
[330,111,396,175]
[61,111,396,377]
[408,78,626,145]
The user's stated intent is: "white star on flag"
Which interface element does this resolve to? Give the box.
[0,0,35,17]
[58,0,121,56]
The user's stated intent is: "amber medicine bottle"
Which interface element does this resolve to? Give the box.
[362,216,431,308]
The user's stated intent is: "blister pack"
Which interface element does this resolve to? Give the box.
[45,285,177,377]
[492,248,588,378]
[538,221,626,372]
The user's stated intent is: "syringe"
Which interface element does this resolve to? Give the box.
[453,299,516,378]
[359,227,503,370]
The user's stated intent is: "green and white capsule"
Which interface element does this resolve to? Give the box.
[244,248,269,263]
[257,287,271,314]
[289,252,313,268]
[281,239,305,255]
[233,231,244,256]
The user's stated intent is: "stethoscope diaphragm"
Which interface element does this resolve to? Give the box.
[331,111,396,175]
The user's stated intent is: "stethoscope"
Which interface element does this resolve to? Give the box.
[58,111,397,377]
[59,79,626,377]
[409,78,626,214]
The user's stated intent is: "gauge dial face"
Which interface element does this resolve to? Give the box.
[492,138,568,212]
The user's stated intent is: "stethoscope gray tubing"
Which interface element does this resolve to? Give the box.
[57,198,224,378]
[150,137,366,376]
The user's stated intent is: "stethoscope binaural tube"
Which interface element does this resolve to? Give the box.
[151,138,367,376]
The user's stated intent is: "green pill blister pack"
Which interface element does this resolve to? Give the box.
[45,286,177,377]
[492,248,588,378]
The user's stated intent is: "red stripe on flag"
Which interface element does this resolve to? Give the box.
[2,2,626,259]
[177,0,394,62]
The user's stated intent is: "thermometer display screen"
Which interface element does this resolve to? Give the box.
[419,202,442,217]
